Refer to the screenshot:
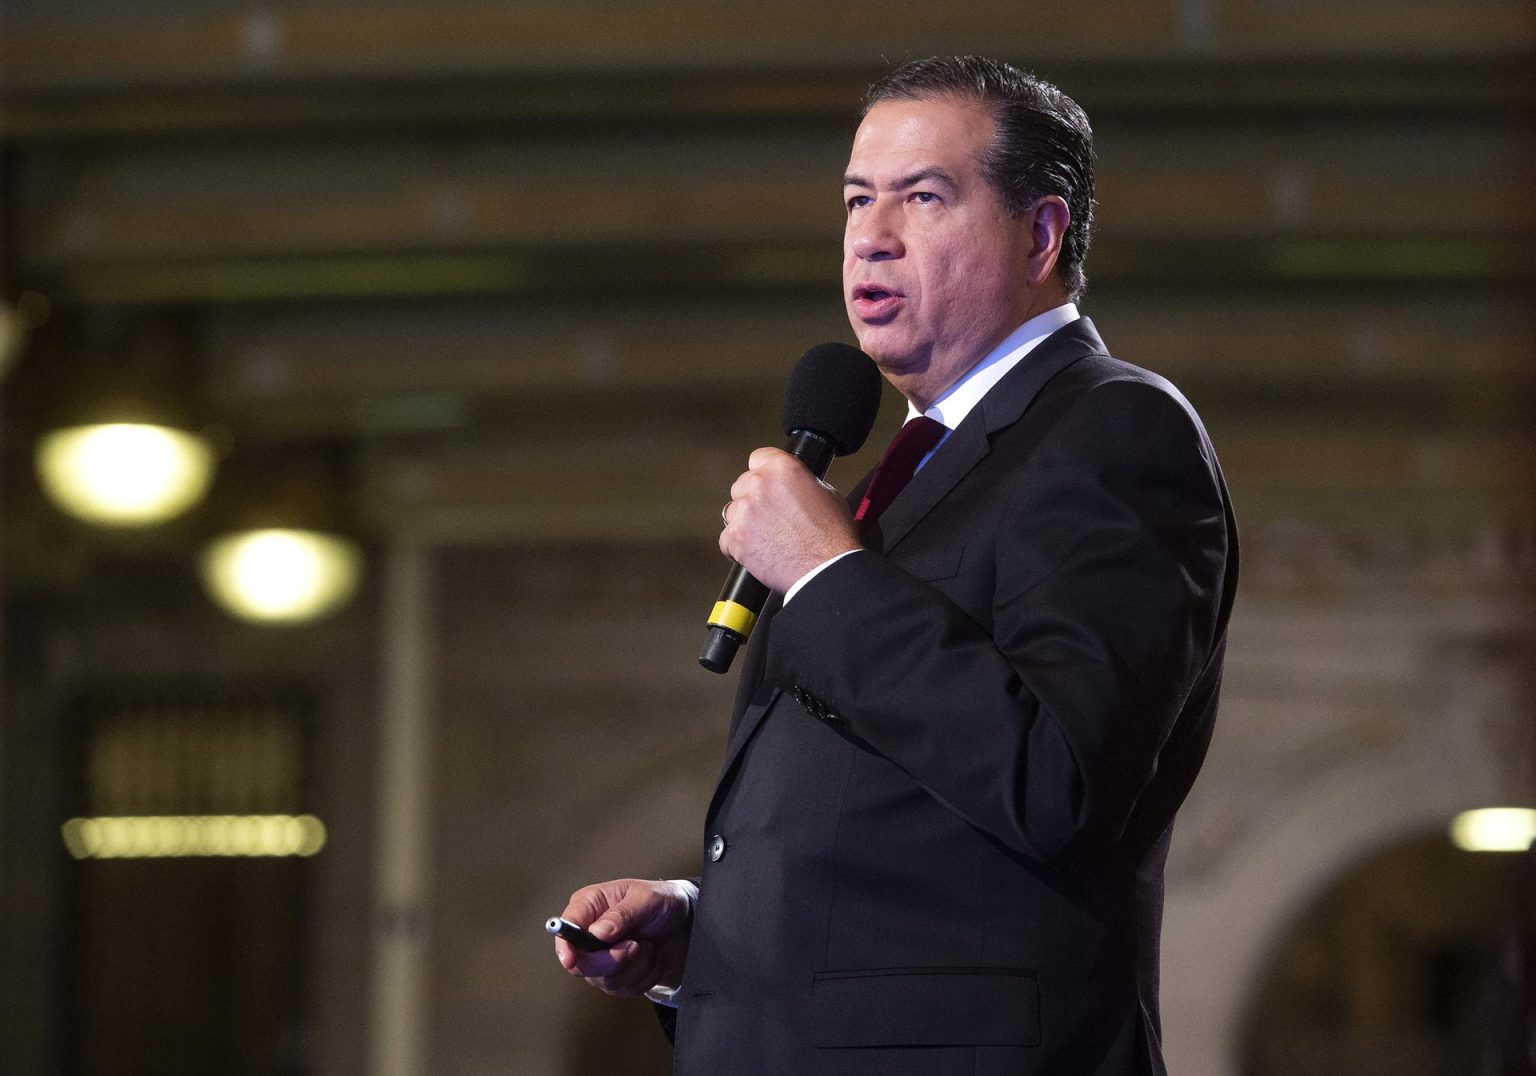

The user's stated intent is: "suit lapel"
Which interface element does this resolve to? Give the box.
[703,586,785,821]
[862,317,1109,552]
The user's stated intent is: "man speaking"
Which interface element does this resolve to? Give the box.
[553,55,1238,1075]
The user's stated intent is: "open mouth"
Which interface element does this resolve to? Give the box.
[851,284,903,320]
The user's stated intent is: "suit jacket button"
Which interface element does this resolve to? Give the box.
[708,834,726,862]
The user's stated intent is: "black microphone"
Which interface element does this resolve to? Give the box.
[699,342,883,674]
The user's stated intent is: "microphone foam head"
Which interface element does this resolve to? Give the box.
[780,343,883,456]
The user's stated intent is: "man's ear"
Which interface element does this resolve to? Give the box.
[1028,195,1071,287]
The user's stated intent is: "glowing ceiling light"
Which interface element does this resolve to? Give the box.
[1450,807,1536,853]
[36,423,215,526]
[60,814,327,859]
[199,528,363,624]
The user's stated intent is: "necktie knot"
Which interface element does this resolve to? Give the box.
[854,416,948,528]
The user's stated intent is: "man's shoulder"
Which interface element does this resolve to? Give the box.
[1052,345,1170,395]
[979,316,1213,451]
[991,342,1220,481]
[1044,342,1207,433]
[1025,343,1169,409]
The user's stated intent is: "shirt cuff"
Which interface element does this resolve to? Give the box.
[643,879,699,1008]
[645,983,680,1007]
[784,549,863,604]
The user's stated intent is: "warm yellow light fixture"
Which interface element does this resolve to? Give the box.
[36,422,216,526]
[61,814,327,859]
[1450,807,1536,853]
[199,528,363,624]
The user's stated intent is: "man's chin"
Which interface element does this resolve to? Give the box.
[859,341,927,379]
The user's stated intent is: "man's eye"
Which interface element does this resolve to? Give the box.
[846,195,872,210]
[912,191,938,204]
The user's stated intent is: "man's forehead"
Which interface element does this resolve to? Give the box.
[847,96,993,172]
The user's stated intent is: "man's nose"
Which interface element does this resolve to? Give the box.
[848,205,903,261]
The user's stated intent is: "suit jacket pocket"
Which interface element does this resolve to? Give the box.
[811,966,1040,1048]
[897,545,966,584]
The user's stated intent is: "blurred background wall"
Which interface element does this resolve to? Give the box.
[1,2,1533,1074]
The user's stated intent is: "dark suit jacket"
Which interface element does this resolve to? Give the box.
[672,318,1239,1075]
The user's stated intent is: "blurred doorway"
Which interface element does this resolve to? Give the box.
[63,691,315,1076]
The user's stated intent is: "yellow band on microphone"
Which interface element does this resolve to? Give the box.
[708,600,758,637]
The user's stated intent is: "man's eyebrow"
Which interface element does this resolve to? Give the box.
[842,166,958,190]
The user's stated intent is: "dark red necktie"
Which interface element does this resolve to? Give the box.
[854,416,948,529]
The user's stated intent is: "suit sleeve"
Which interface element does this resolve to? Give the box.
[763,378,1233,868]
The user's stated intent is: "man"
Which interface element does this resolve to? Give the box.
[554,56,1238,1075]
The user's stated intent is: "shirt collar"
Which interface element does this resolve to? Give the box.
[904,303,1080,429]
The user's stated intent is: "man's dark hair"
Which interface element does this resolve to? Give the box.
[864,56,1096,302]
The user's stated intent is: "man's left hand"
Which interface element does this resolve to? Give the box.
[719,447,861,593]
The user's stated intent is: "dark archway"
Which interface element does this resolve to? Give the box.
[1240,830,1529,1076]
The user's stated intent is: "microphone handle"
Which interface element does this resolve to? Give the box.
[699,430,836,674]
